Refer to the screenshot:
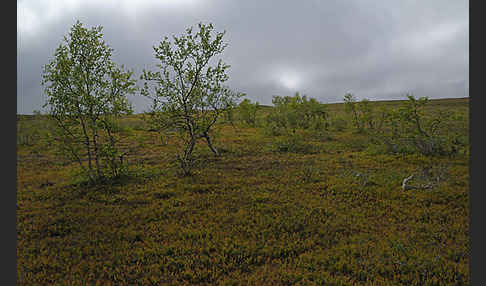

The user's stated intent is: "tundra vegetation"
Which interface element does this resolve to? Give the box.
[17,21,469,285]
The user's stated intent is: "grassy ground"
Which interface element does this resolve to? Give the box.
[17,97,469,285]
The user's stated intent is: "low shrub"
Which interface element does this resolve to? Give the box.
[368,95,467,157]
[272,134,319,154]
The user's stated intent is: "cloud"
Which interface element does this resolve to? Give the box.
[17,0,205,36]
[17,0,468,114]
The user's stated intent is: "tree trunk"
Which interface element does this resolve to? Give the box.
[80,120,93,172]
[93,133,102,179]
[203,133,219,156]
[79,117,97,183]
[180,137,196,176]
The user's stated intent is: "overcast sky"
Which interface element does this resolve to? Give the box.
[17,0,468,114]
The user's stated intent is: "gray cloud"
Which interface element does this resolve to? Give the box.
[18,0,468,114]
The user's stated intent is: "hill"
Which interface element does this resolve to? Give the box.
[17,97,469,285]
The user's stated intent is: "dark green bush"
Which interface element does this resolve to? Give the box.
[238,98,260,126]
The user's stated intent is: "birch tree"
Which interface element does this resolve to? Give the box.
[42,21,136,183]
[141,22,242,175]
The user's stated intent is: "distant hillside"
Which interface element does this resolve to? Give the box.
[17,97,469,117]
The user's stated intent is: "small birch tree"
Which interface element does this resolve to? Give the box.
[141,22,242,175]
[42,21,136,183]
[343,93,363,131]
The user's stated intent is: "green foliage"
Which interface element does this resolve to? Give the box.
[222,105,235,125]
[41,21,136,183]
[371,95,466,156]
[141,22,243,175]
[343,93,381,132]
[265,92,328,136]
[238,98,260,126]
[343,93,361,131]
[358,99,374,130]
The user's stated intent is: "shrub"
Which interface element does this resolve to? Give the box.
[343,94,382,133]
[343,93,362,131]
[265,92,329,136]
[370,95,465,156]
[238,98,260,127]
